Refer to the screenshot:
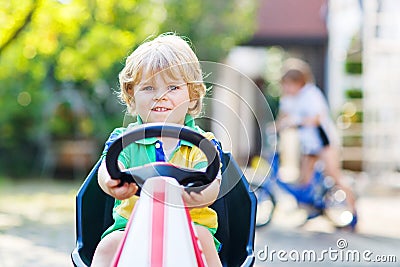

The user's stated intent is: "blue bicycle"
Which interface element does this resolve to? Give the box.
[250,153,357,229]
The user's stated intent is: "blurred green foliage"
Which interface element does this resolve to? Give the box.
[345,61,363,75]
[0,0,257,176]
[345,88,363,99]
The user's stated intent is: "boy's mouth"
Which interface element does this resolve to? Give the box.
[151,107,171,112]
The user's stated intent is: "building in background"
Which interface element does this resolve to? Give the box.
[330,0,400,182]
[328,0,363,171]
[362,0,400,181]
[212,0,329,166]
[246,0,328,89]
[213,0,400,187]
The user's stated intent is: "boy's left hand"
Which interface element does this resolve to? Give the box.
[181,178,220,209]
[182,190,209,208]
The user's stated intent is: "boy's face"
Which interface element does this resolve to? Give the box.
[133,70,195,124]
[281,80,303,96]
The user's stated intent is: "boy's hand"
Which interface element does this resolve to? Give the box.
[98,160,138,200]
[181,178,220,209]
[182,190,209,208]
[104,176,138,200]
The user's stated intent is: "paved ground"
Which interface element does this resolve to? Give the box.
[0,176,399,267]
[254,190,400,266]
[0,179,78,267]
[251,169,400,266]
[255,225,400,266]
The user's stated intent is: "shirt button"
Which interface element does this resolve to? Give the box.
[155,142,161,149]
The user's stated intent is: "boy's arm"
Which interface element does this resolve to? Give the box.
[98,160,138,200]
[301,115,321,127]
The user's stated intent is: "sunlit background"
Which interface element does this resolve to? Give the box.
[1,0,400,266]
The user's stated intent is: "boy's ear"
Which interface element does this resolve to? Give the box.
[126,84,134,96]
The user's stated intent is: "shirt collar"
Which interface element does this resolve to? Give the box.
[133,114,197,147]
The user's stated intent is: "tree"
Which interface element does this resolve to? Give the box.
[0,0,257,176]
[159,0,257,61]
[0,0,38,54]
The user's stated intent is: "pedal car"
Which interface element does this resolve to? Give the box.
[71,123,257,266]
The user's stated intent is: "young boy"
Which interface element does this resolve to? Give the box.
[91,33,222,267]
[277,58,357,217]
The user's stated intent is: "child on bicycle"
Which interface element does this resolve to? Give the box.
[277,58,357,219]
[91,33,222,267]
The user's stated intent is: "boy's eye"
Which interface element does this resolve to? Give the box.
[168,85,179,91]
[142,86,154,91]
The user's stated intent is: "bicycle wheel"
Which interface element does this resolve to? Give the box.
[323,184,355,228]
[250,183,276,227]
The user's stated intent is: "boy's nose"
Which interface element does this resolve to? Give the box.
[153,89,168,101]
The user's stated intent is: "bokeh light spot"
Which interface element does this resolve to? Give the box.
[17,91,31,106]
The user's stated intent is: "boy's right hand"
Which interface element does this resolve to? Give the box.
[104,176,138,200]
[98,160,138,200]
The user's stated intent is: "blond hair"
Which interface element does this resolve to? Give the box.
[281,58,315,85]
[118,33,206,116]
